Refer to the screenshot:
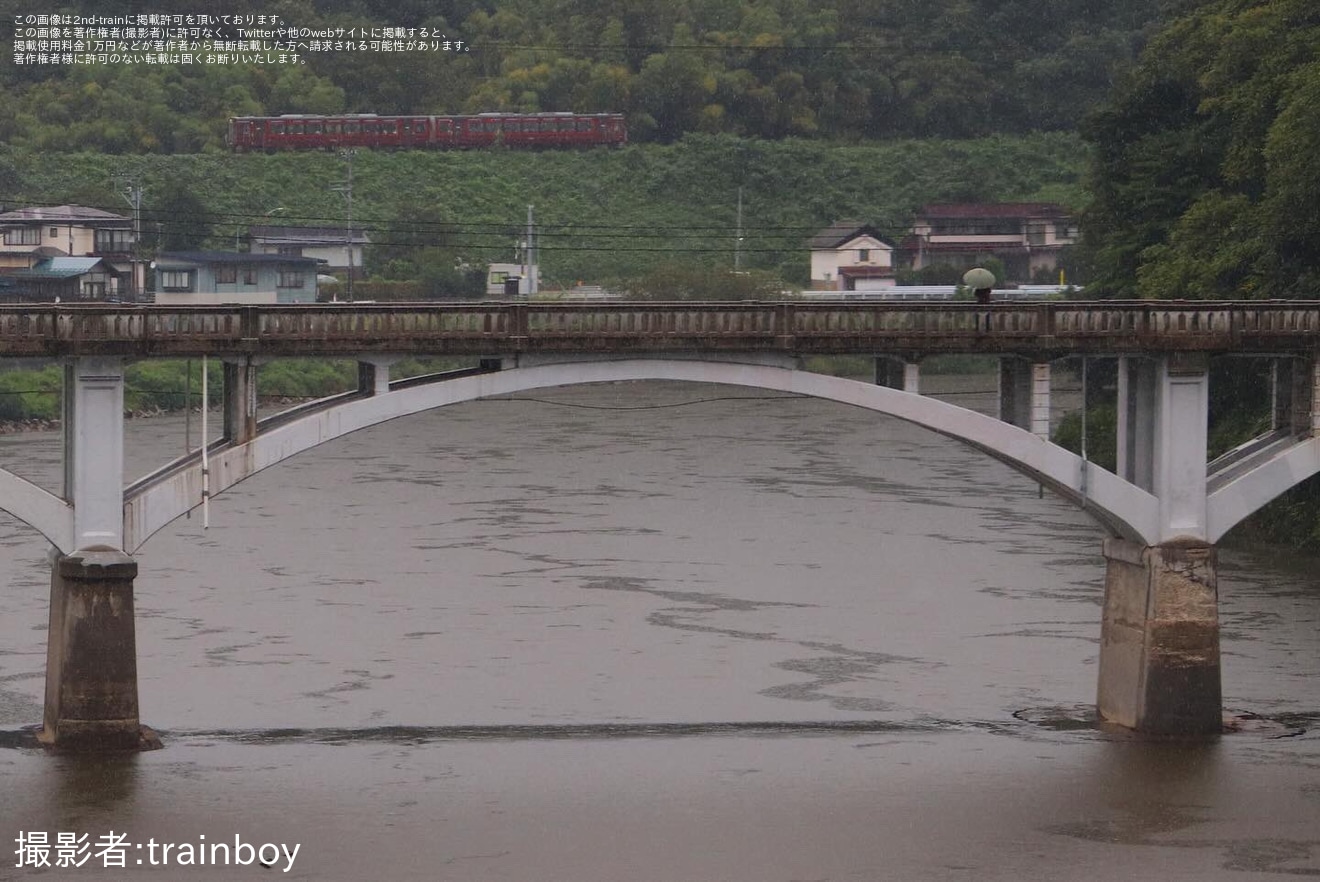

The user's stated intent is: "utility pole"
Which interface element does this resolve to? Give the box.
[119,179,145,302]
[525,204,537,297]
[735,187,744,272]
[331,150,356,301]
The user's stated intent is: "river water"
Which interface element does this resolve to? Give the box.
[1,377,1318,880]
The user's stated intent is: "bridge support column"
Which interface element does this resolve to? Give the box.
[873,357,901,389]
[998,359,1050,438]
[223,357,259,444]
[1116,357,1157,491]
[1097,538,1221,735]
[41,549,143,751]
[64,358,126,550]
[1307,357,1320,437]
[872,357,919,393]
[357,356,399,396]
[1268,357,1314,436]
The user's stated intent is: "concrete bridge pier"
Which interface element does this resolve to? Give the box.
[357,356,399,396]
[1271,355,1318,435]
[223,356,259,444]
[41,548,142,751]
[997,358,1051,439]
[1099,353,1222,735]
[872,356,920,393]
[1097,538,1221,735]
[41,357,147,750]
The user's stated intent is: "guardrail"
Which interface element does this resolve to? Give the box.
[0,301,1316,358]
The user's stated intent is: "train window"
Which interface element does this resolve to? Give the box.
[524,120,538,132]
[290,123,304,135]
[327,122,340,134]
[400,121,411,134]
[308,122,323,134]
[346,122,360,133]
[384,121,397,134]
[541,120,555,131]
[272,122,285,134]
[577,119,592,131]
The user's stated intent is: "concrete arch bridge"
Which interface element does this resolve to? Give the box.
[1,301,1316,749]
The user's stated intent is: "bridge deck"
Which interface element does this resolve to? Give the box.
[0,301,1316,358]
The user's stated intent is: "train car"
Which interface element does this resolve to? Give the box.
[227,112,626,152]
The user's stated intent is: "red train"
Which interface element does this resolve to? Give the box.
[227,112,627,152]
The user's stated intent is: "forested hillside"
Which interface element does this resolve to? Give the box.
[0,132,1087,285]
[1081,0,1320,300]
[0,0,1161,151]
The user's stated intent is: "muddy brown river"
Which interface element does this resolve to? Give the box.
[2,377,1318,880]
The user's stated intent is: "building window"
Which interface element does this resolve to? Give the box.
[81,281,106,300]
[49,227,59,238]
[159,270,192,291]
[930,220,1020,237]
[215,264,238,284]
[857,249,870,262]
[4,228,39,245]
[243,268,257,285]
[277,245,303,256]
[94,229,135,253]
[277,271,304,289]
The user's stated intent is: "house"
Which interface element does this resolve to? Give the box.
[895,203,1078,283]
[0,204,140,298]
[245,224,369,275]
[151,252,322,305]
[808,221,896,291]
[2,257,118,302]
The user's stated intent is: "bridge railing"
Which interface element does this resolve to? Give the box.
[0,301,1316,357]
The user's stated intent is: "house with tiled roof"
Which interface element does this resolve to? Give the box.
[245,224,369,275]
[808,221,896,291]
[2,257,117,302]
[0,204,140,299]
[894,203,1078,283]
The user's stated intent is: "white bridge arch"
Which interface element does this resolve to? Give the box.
[120,358,1166,551]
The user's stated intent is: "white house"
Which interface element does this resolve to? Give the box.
[808,221,896,291]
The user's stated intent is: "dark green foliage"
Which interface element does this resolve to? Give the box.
[1081,0,1320,300]
[0,0,1161,150]
[0,366,61,421]
[1052,405,1117,474]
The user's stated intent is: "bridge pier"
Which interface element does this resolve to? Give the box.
[358,356,399,396]
[223,357,259,444]
[40,549,143,751]
[39,358,151,751]
[1116,357,1158,491]
[872,357,919,393]
[1097,538,1222,735]
[997,358,1050,439]
[1271,356,1318,436]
